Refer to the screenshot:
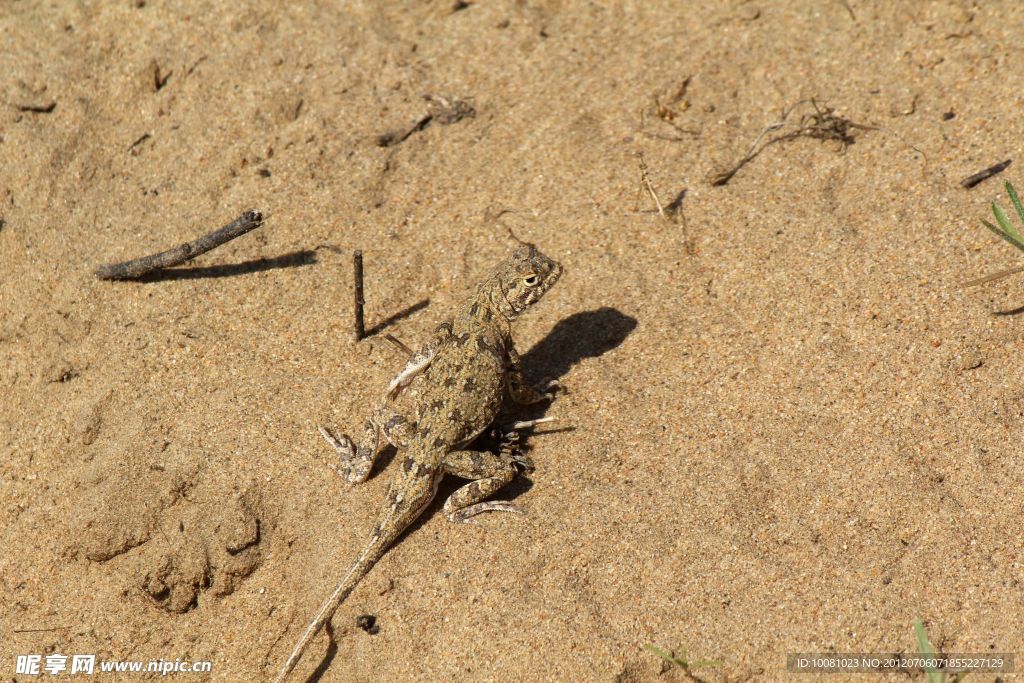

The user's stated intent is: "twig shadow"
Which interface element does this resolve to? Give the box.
[365,299,430,338]
[136,250,317,281]
[994,304,1024,316]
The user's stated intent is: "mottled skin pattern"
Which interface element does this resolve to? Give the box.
[274,244,562,682]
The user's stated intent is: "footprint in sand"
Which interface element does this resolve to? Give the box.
[74,442,263,613]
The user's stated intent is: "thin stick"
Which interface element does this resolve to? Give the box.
[95,210,263,280]
[503,222,529,246]
[962,264,1024,287]
[960,159,1012,189]
[353,250,365,342]
[382,333,413,356]
[636,152,665,217]
[709,120,787,186]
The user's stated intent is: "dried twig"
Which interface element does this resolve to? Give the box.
[15,100,56,114]
[635,152,665,217]
[961,159,1012,189]
[95,210,264,280]
[962,264,1024,288]
[13,626,71,633]
[710,99,877,186]
[376,95,475,147]
[353,250,365,342]
[710,120,788,187]
[504,223,529,246]
[382,333,414,355]
[128,133,151,155]
[637,79,701,142]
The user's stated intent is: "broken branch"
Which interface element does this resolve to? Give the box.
[95,210,264,280]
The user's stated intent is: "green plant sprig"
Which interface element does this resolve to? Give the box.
[643,643,722,673]
[914,618,967,683]
[981,181,1024,250]
[965,180,1024,286]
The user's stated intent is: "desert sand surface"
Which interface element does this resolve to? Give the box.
[2,1,1023,681]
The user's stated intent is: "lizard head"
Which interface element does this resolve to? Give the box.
[484,243,562,320]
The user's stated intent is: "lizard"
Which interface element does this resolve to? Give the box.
[273,243,563,682]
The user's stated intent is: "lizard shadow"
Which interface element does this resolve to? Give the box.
[520,306,638,385]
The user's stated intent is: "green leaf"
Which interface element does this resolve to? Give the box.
[1007,181,1024,225]
[914,619,942,683]
[992,202,1024,243]
[690,658,724,668]
[982,218,1024,253]
[643,644,678,665]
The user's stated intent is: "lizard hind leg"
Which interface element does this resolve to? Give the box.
[441,449,522,523]
[318,408,386,484]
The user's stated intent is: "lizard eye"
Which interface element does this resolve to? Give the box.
[523,274,540,286]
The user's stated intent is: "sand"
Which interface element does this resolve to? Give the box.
[2,1,1022,681]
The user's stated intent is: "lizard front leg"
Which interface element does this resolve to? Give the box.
[505,344,557,405]
[385,322,453,400]
[441,446,524,523]
[318,407,386,484]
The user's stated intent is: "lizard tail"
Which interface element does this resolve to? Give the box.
[272,536,388,683]
[273,463,440,682]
